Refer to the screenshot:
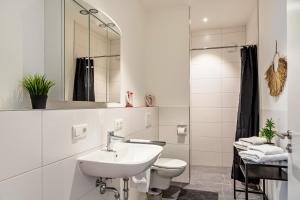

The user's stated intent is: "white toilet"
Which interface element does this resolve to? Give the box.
[149,158,187,190]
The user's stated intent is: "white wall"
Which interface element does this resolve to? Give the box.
[246,5,258,45]
[287,0,300,199]
[0,107,158,200]
[144,5,190,182]
[258,0,288,199]
[144,6,190,107]
[191,27,245,167]
[0,0,44,110]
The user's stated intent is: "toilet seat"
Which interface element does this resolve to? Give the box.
[153,158,187,169]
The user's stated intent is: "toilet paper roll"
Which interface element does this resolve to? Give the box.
[177,126,187,135]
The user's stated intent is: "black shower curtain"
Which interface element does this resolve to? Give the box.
[73,58,95,101]
[231,45,260,183]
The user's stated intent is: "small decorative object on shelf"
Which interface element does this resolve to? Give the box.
[125,91,133,107]
[22,74,55,109]
[265,40,287,97]
[145,95,155,107]
[259,118,276,144]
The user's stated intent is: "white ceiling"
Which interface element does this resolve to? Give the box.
[191,0,257,31]
[140,0,189,10]
[141,0,257,31]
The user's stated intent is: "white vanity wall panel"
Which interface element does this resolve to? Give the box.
[0,168,42,200]
[0,107,159,200]
[0,111,42,181]
[42,152,98,200]
[42,109,104,165]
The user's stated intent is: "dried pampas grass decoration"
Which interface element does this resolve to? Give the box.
[265,57,287,96]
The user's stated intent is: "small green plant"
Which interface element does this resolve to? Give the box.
[22,74,55,96]
[259,118,276,143]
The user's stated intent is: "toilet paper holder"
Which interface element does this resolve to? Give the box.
[177,125,187,135]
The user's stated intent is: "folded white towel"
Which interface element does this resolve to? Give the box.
[248,144,284,155]
[130,169,151,193]
[239,136,267,145]
[234,141,252,150]
[239,150,288,163]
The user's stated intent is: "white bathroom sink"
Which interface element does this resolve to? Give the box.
[78,142,163,178]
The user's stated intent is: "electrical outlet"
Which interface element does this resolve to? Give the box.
[114,119,123,131]
[72,124,88,140]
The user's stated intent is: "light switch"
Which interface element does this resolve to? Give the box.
[72,124,88,139]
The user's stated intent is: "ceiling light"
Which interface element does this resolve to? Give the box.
[203,18,208,23]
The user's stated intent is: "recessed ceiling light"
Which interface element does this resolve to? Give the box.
[203,18,208,23]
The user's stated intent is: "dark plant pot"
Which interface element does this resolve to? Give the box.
[30,95,48,109]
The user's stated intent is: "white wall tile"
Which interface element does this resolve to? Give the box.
[161,144,189,163]
[42,153,96,200]
[222,78,240,93]
[191,49,222,65]
[222,31,246,46]
[221,26,245,34]
[191,26,243,167]
[222,47,242,63]
[191,94,222,107]
[0,111,42,181]
[192,29,222,36]
[191,137,221,152]
[191,79,221,93]
[222,152,233,167]
[191,123,222,138]
[222,93,239,108]
[221,138,235,153]
[191,34,222,49]
[159,125,189,145]
[0,169,42,200]
[222,122,237,138]
[42,109,104,165]
[190,108,222,122]
[191,151,222,166]
[191,63,221,79]
[159,107,189,125]
[222,62,241,78]
[222,108,238,122]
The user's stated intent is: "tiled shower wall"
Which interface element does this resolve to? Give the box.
[190,27,245,167]
[0,107,158,200]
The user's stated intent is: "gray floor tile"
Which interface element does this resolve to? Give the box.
[182,166,263,200]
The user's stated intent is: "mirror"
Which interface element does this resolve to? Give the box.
[0,0,121,110]
[64,0,121,103]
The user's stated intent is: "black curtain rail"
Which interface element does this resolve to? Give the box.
[190,44,256,51]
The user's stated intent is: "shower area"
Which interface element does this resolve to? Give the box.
[64,0,121,103]
[188,0,259,199]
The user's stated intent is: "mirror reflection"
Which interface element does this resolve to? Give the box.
[65,0,121,103]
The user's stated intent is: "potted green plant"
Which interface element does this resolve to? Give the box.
[259,118,276,144]
[22,74,55,109]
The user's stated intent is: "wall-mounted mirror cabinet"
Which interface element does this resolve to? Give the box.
[0,0,121,111]
[64,0,121,103]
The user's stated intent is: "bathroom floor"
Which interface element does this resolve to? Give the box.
[162,166,263,200]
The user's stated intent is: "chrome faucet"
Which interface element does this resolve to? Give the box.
[107,131,125,152]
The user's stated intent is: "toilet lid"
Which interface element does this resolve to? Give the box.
[153,158,187,169]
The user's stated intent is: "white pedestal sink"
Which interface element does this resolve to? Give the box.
[78,142,163,178]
